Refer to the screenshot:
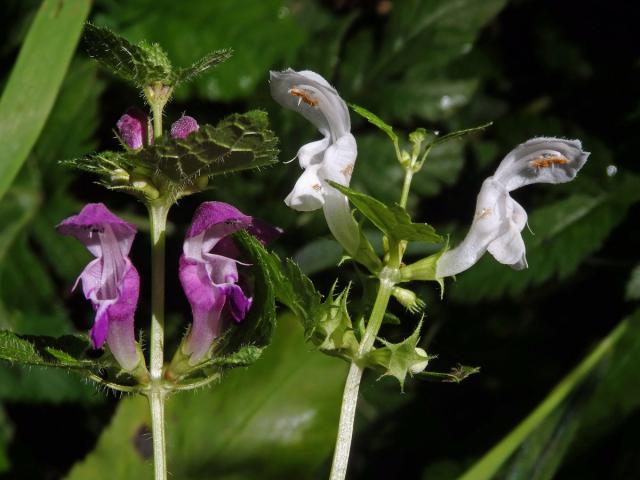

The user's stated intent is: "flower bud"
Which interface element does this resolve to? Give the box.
[116,107,151,149]
[171,115,200,139]
[392,286,425,313]
[409,347,430,374]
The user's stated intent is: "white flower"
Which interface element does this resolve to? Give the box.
[436,137,590,278]
[270,69,360,256]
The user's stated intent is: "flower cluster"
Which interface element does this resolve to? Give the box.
[58,110,274,372]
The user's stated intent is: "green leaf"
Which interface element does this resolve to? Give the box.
[147,111,279,182]
[82,23,175,86]
[452,174,640,302]
[0,330,105,370]
[349,103,398,146]
[175,49,233,85]
[459,311,640,480]
[223,232,277,352]
[313,284,359,358]
[0,0,90,202]
[430,122,493,146]
[363,320,431,390]
[66,111,279,196]
[330,182,443,243]
[66,314,348,480]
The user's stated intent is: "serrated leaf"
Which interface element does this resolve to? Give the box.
[147,111,279,182]
[330,182,443,243]
[364,320,430,390]
[175,49,233,84]
[0,330,104,370]
[452,174,640,302]
[349,103,398,146]
[82,23,175,86]
[430,122,492,146]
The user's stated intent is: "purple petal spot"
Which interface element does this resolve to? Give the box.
[117,107,150,149]
[171,115,200,139]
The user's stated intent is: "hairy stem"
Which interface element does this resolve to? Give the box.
[330,164,417,479]
[148,202,170,480]
[330,278,394,480]
[149,390,167,480]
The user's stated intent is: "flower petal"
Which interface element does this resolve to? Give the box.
[179,256,217,312]
[185,201,252,240]
[285,163,326,211]
[223,283,253,323]
[297,136,331,168]
[494,137,590,191]
[319,133,357,186]
[57,203,136,257]
[436,179,509,277]
[270,69,350,140]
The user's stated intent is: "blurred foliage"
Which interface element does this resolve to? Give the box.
[1,0,639,478]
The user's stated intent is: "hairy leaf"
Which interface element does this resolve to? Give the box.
[82,24,175,86]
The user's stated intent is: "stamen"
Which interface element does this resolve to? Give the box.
[530,155,569,169]
[312,184,322,191]
[289,88,319,107]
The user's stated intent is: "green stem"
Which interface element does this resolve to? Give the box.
[329,278,394,480]
[149,390,167,480]
[149,204,169,380]
[330,164,417,479]
[399,169,414,210]
[148,202,170,480]
[152,102,163,140]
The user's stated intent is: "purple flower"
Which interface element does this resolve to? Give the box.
[171,115,199,139]
[116,107,151,149]
[57,204,142,372]
[179,202,280,364]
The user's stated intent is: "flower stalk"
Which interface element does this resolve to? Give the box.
[329,160,415,479]
[147,99,170,480]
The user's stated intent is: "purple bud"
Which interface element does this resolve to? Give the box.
[116,107,151,149]
[171,115,200,139]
